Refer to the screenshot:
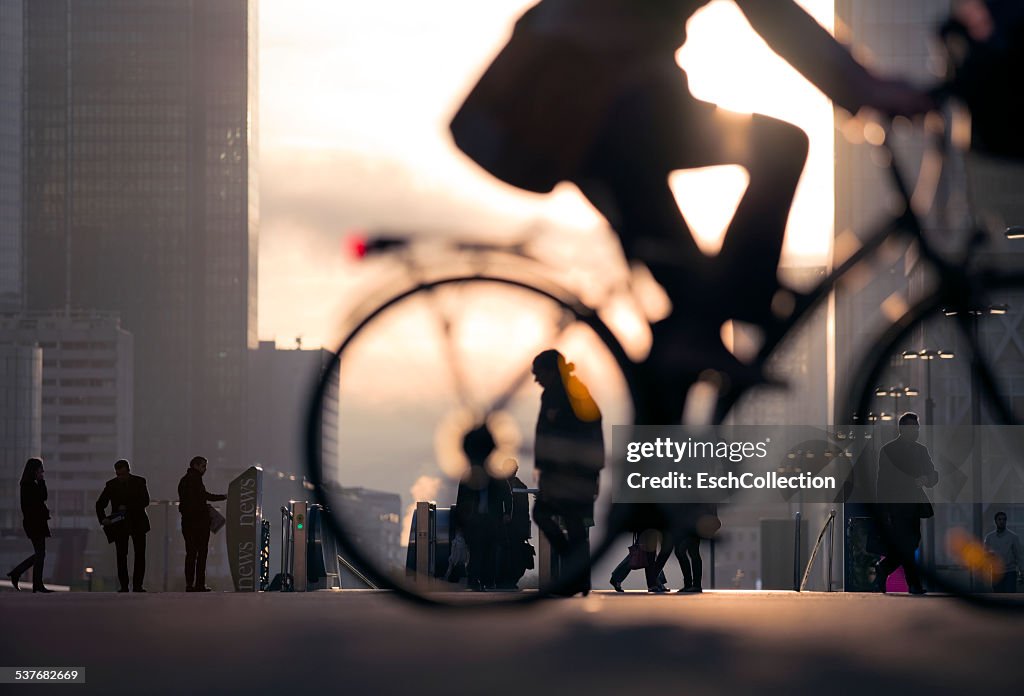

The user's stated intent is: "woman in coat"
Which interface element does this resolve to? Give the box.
[6,458,53,592]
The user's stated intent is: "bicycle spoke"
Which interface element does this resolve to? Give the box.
[484,309,576,416]
[423,284,477,414]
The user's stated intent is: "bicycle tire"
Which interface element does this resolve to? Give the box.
[305,273,641,608]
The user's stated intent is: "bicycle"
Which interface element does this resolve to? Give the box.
[304,101,1024,609]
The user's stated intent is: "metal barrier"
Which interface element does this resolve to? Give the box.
[793,512,802,591]
[278,505,294,591]
[148,499,179,592]
[272,499,369,591]
[259,520,271,591]
[799,509,838,592]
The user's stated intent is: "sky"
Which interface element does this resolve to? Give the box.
[257,0,835,349]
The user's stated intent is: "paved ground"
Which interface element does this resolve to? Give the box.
[1,590,1021,695]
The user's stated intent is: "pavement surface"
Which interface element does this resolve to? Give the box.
[2,590,1022,695]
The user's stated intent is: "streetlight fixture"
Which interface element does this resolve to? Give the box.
[942,305,1008,317]
[900,349,955,361]
[1004,226,1024,240]
[899,350,955,427]
[875,385,919,417]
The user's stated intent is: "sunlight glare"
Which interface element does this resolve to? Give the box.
[669,165,750,256]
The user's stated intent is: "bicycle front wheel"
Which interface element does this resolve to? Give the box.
[306,273,638,606]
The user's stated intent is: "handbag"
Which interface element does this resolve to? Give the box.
[627,533,648,570]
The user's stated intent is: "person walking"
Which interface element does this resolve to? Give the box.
[984,511,1022,593]
[96,459,151,592]
[6,458,54,593]
[874,412,938,595]
[177,456,227,592]
[609,527,668,592]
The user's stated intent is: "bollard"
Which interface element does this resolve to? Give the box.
[292,501,308,592]
[827,508,836,592]
[537,523,552,589]
[793,511,802,591]
[280,505,291,590]
[415,501,431,590]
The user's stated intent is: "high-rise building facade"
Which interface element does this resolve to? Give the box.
[0,312,133,528]
[21,1,258,495]
[248,341,339,481]
[0,0,23,311]
[0,343,41,532]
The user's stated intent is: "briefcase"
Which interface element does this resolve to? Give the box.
[208,505,226,534]
[102,510,128,544]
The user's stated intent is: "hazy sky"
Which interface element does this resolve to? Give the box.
[257,0,834,348]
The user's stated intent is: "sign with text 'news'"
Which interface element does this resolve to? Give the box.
[227,466,263,592]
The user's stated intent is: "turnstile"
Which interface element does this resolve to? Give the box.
[272,500,374,591]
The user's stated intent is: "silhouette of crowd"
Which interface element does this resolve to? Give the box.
[7,454,226,593]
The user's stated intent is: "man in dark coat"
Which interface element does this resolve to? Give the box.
[454,426,513,591]
[96,459,151,592]
[531,349,604,596]
[177,455,227,592]
[874,412,938,594]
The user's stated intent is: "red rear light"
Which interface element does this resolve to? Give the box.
[345,233,368,259]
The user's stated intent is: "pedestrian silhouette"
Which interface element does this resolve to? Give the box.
[657,503,719,593]
[531,349,604,596]
[984,511,1022,592]
[6,458,53,592]
[454,425,513,591]
[96,459,151,592]
[452,0,931,415]
[177,456,227,592]
[609,534,668,592]
[497,458,534,589]
[874,412,938,594]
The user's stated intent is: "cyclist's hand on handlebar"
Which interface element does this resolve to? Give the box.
[861,77,936,118]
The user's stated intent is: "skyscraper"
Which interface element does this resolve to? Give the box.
[0,343,40,532]
[0,0,23,311]
[248,341,338,482]
[22,0,258,494]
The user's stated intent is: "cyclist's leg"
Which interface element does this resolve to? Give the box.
[576,60,809,324]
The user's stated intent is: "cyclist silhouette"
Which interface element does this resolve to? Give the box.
[452,0,932,422]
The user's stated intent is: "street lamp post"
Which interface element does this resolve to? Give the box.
[900,349,955,431]
[900,349,955,585]
[942,304,1008,590]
